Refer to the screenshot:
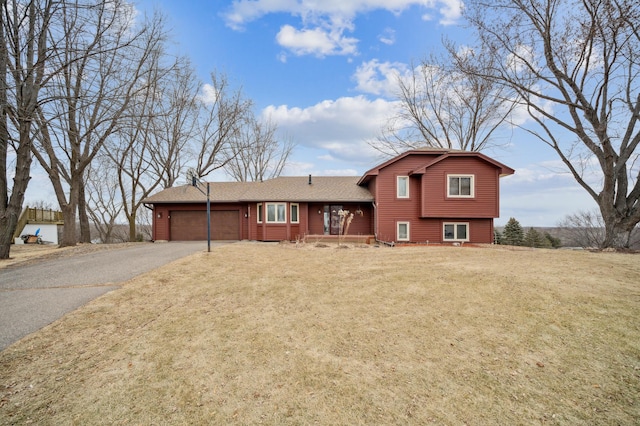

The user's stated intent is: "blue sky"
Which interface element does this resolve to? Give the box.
[24,0,598,226]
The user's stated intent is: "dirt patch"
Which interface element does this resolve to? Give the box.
[1,243,639,424]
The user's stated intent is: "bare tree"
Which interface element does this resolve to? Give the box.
[0,0,60,259]
[32,2,167,247]
[373,53,516,155]
[105,53,193,241]
[193,71,252,178]
[225,115,295,182]
[84,155,123,243]
[559,209,640,249]
[145,58,199,189]
[461,0,640,248]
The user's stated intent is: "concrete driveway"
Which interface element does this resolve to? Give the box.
[0,241,220,351]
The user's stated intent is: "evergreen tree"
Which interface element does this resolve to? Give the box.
[543,232,562,249]
[502,217,524,246]
[524,227,545,248]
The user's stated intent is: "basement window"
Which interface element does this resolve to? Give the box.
[397,221,410,241]
[443,223,469,241]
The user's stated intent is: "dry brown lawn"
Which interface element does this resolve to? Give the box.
[1,242,639,425]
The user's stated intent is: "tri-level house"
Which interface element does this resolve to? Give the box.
[143,148,514,244]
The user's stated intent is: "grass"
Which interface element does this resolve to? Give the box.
[1,242,639,425]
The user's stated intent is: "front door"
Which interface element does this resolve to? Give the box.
[329,205,342,235]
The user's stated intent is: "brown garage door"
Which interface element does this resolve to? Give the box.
[170,210,239,241]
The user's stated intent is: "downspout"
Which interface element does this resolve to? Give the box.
[372,201,395,247]
[372,201,378,242]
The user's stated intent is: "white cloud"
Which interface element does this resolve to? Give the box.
[223,1,452,28]
[276,24,358,57]
[222,1,464,56]
[378,28,396,45]
[262,95,400,167]
[353,59,408,98]
[438,0,463,25]
[498,160,600,226]
[199,83,218,104]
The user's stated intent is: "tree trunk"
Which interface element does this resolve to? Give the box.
[0,127,35,258]
[59,181,80,247]
[599,204,633,249]
[59,203,78,248]
[0,213,18,259]
[129,211,137,242]
[78,184,91,243]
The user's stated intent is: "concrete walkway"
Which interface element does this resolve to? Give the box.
[0,242,219,351]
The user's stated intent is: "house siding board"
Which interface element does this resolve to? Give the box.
[420,157,499,218]
[372,155,435,242]
[263,225,288,241]
[379,218,494,244]
[153,206,170,241]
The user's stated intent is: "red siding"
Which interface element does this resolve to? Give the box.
[420,157,500,218]
[373,155,437,243]
[371,153,501,244]
[406,218,494,244]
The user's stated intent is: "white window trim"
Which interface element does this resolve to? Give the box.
[443,222,470,242]
[290,203,299,224]
[397,176,409,199]
[447,174,475,198]
[257,203,262,224]
[266,202,287,223]
[397,221,410,241]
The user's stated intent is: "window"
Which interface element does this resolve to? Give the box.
[290,203,299,223]
[443,222,469,241]
[397,176,409,198]
[257,203,262,223]
[266,203,286,223]
[448,175,474,197]
[397,221,410,241]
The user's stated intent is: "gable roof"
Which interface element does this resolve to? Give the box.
[142,176,374,204]
[357,148,515,185]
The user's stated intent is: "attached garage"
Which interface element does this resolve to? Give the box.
[170,210,240,241]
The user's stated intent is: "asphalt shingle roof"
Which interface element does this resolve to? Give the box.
[142,176,373,204]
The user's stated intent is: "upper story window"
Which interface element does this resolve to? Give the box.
[397,176,409,198]
[290,203,299,224]
[257,203,263,223]
[448,175,474,198]
[266,203,286,223]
